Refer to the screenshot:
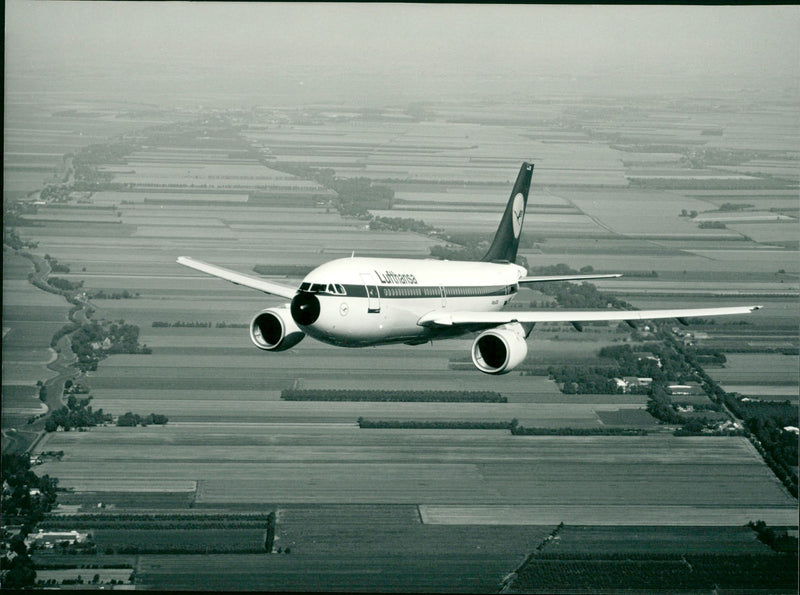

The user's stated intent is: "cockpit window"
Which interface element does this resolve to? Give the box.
[302,283,347,295]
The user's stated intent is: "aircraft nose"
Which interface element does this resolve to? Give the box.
[291,292,321,326]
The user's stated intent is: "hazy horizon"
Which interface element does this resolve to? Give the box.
[6,2,800,107]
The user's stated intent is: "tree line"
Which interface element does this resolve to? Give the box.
[356,418,649,436]
[369,216,437,234]
[116,412,168,427]
[264,162,395,216]
[1,454,59,588]
[153,320,249,328]
[47,276,84,292]
[727,397,798,496]
[428,231,540,268]
[90,289,138,299]
[749,520,798,554]
[45,395,112,432]
[44,254,70,273]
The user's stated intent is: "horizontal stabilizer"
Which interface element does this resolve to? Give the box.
[418,305,762,328]
[519,273,622,284]
[176,256,298,299]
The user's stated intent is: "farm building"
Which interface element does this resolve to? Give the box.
[667,382,706,396]
[613,377,654,393]
[682,332,710,347]
[25,530,88,549]
[633,352,662,367]
[90,337,112,351]
[623,376,653,387]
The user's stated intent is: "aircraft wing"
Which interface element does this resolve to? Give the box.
[519,273,622,284]
[176,256,298,299]
[418,305,761,328]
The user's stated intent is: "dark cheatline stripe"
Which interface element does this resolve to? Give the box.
[312,284,518,299]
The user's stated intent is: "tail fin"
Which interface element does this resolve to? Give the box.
[481,162,533,263]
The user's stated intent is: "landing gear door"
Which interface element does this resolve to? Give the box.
[360,273,381,313]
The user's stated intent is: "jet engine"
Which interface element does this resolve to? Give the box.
[249,307,305,352]
[471,324,528,374]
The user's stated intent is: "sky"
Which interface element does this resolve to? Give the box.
[5,2,800,106]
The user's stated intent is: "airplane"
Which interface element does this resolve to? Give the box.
[177,162,761,374]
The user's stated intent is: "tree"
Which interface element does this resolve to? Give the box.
[2,560,37,589]
[265,511,276,552]
[117,412,140,427]
[677,418,705,435]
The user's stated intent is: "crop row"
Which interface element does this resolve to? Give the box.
[512,425,649,436]
[35,563,132,570]
[42,520,271,530]
[516,553,797,591]
[357,419,512,430]
[281,389,506,403]
[102,545,268,555]
[41,514,275,530]
[353,420,650,434]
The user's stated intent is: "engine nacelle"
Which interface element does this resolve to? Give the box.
[471,324,528,375]
[250,307,305,352]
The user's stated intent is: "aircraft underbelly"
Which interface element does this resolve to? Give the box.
[303,295,510,347]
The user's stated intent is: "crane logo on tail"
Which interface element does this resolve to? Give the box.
[512,193,525,238]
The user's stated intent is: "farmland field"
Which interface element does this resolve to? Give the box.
[548,525,773,553]
[34,427,794,511]
[708,353,799,385]
[2,251,65,428]
[419,505,796,527]
[5,89,798,592]
[707,353,799,401]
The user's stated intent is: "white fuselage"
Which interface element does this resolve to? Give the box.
[294,257,527,346]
